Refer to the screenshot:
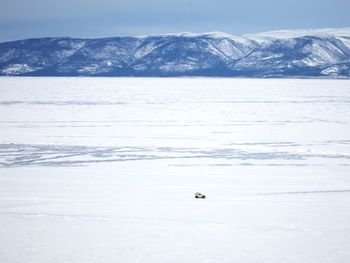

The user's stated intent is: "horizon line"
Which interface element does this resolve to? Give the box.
[1,26,350,44]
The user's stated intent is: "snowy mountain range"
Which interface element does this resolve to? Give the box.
[1,28,350,77]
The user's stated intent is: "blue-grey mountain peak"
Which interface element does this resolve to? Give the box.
[1,28,350,77]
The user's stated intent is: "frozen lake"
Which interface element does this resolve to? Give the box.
[0,77,350,262]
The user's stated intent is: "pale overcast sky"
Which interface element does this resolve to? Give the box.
[0,0,349,42]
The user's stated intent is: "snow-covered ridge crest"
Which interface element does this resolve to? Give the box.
[138,31,240,39]
[244,27,350,42]
[134,28,350,40]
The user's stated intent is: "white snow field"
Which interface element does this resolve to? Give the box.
[0,77,350,263]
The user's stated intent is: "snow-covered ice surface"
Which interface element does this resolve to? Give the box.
[0,77,350,263]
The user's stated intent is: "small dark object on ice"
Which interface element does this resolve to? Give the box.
[195,192,206,199]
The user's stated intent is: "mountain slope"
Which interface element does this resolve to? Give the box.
[1,29,350,77]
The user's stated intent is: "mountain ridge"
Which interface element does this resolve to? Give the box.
[1,28,350,77]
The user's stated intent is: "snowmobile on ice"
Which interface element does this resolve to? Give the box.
[195,192,206,199]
